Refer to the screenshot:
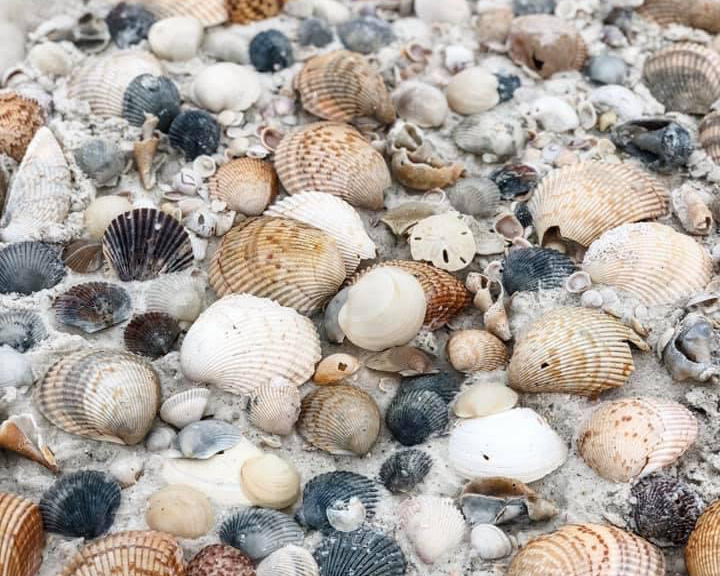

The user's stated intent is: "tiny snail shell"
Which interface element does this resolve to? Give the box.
[447,330,508,373]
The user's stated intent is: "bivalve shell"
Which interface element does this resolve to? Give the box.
[176,419,244,459]
[169,110,221,160]
[312,353,361,385]
[220,508,303,561]
[227,0,285,23]
[392,81,448,128]
[453,383,518,419]
[379,449,432,493]
[0,310,46,352]
[385,387,448,446]
[471,525,512,560]
[160,388,209,429]
[502,247,576,295]
[0,492,44,576]
[365,346,435,377]
[123,312,181,358]
[145,485,213,539]
[447,330,508,373]
[398,496,465,564]
[248,378,301,436]
[138,0,228,26]
[313,528,406,576]
[700,111,720,162]
[53,282,132,334]
[240,453,301,509]
[62,240,103,274]
[639,0,720,33]
[144,272,206,323]
[188,544,255,576]
[257,545,319,576]
[0,92,45,163]
[686,499,720,576]
[191,63,261,113]
[122,74,181,132]
[209,158,278,216]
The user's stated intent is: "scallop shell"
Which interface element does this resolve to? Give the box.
[508,307,649,397]
[220,508,304,561]
[0,492,44,576]
[314,529,406,576]
[227,0,285,23]
[188,544,255,576]
[365,346,436,377]
[62,240,103,274]
[453,383,519,419]
[124,312,181,358]
[409,213,476,272]
[144,272,205,323]
[257,545,319,576]
[241,453,301,509]
[168,110,221,160]
[507,524,665,576]
[379,449,432,494]
[582,222,713,305]
[385,387,449,446]
[274,122,391,210]
[176,419,244,459]
[160,388,209,429]
[0,92,45,162]
[36,349,161,445]
[402,372,463,404]
[145,485,213,539]
[248,378,302,436]
[209,158,278,216]
[0,242,66,295]
[53,282,132,334]
[0,310,47,352]
[502,247,576,295]
[298,385,381,456]
[0,414,58,472]
[638,0,720,33]
[577,397,698,482]
[398,496,465,564]
[700,111,720,162]
[313,353,361,385]
[136,0,228,26]
[686,499,720,576]
[447,330,508,373]
[122,74,181,132]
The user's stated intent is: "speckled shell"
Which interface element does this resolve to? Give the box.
[274,122,391,210]
[398,496,465,564]
[508,307,649,397]
[36,350,161,445]
[0,242,65,296]
[138,0,228,26]
[528,161,669,249]
[187,544,255,576]
[124,312,181,358]
[379,449,432,493]
[686,500,720,576]
[53,282,132,334]
[643,43,720,115]
[577,397,698,482]
[313,528,406,576]
[298,385,381,456]
[248,378,301,436]
[209,217,346,315]
[0,492,44,576]
[639,0,720,33]
[700,111,720,162]
[0,310,46,352]
[62,240,103,274]
[0,92,45,162]
[507,524,665,576]
[502,247,576,295]
[294,51,395,126]
[582,222,713,305]
[227,0,285,23]
[257,545,319,576]
[209,158,278,216]
[447,330,508,373]
[220,508,303,561]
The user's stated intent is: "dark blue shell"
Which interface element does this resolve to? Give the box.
[386,388,448,446]
[379,449,432,494]
[298,18,333,47]
[169,110,221,160]
[0,310,47,352]
[401,372,463,404]
[0,242,66,295]
[220,508,304,561]
[314,527,407,576]
[337,17,395,54]
[514,202,533,228]
[106,2,156,48]
[122,74,181,133]
[249,30,294,72]
[496,74,521,102]
[501,247,576,295]
[490,163,539,199]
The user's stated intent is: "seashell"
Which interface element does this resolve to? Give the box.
[299,385,381,456]
[0,347,34,388]
[529,96,579,132]
[447,177,501,218]
[299,18,334,47]
[70,14,110,54]
[122,74,181,132]
[638,0,720,32]
[84,196,133,240]
[509,307,649,397]
[106,3,156,48]
[528,161,669,252]
[590,85,645,123]
[138,0,228,26]
[453,383,518,419]
[40,470,121,539]
[587,54,628,85]
[392,81,448,128]
[466,272,511,341]
[471,524,512,560]
[169,110,221,160]
[673,185,713,235]
[582,222,713,305]
[265,192,376,276]
[400,372,463,404]
[662,313,720,383]
[453,111,526,158]
[475,5,513,47]
[180,294,321,395]
[191,63,260,113]
[188,544,255,576]
[312,353,360,385]
[700,110,720,162]
[109,455,144,488]
[36,349,161,445]
[379,449,432,494]
[491,163,538,200]
[494,212,524,242]
[686,499,720,576]
[380,201,444,237]
[385,387,448,446]
[134,133,159,191]
[248,378,301,436]
[53,282,132,334]
[612,118,693,172]
[501,247,576,295]
[60,530,185,576]
[0,242,66,295]
[565,270,592,294]
[409,213,476,272]
[209,217,346,315]
[241,453,300,509]
[249,29,293,72]
[176,419,244,459]
[145,272,206,323]
[507,524,665,575]
[0,310,46,352]
[209,158,277,216]
[274,122,391,210]
[145,485,213,539]
[257,545,319,576]
[226,0,285,23]
[366,346,435,376]
[337,16,394,55]
[147,426,177,451]
[313,527,406,576]
[0,492,44,576]
[220,508,304,561]
[148,16,203,60]
[160,388,209,429]
[399,496,465,564]
[75,140,126,190]
[103,208,194,282]
[0,414,58,472]
[414,0,470,23]
[62,240,103,274]
[124,312,181,359]
[0,92,45,162]
[447,330,508,373]
[513,0,556,14]
[446,68,500,115]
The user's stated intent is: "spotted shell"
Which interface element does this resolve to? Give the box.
[187,544,255,576]
[447,330,508,373]
[700,111,720,162]
[136,0,228,26]
[0,492,44,576]
[257,545,319,576]
[398,496,465,564]
[686,499,720,576]
[227,0,285,23]
[638,0,720,33]
[0,92,45,162]
[208,158,278,216]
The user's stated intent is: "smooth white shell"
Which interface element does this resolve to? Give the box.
[471,524,513,560]
[84,196,133,240]
[392,81,448,128]
[240,453,301,509]
[191,63,261,112]
[453,383,518,418]
[28,41,72,76]
[399,496,466,564]
[446,68,499,115]
[148,16,204,61]
[0,346,33,388]
[109,455,145,488]
[530,97,580,132]
[160,388,210,429]
[410,213,477,272]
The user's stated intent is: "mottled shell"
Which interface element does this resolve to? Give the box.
[686,500,720,576]
[241,453,301,509]
[257,545,319,576]
[0,92,45,162]
[502,247,576,295]
[577,397,698,482]
[313,528,406,576]
[62,240,103,274]
[36,350,161,445]
[220,508,303,561]
[138,0,228,26]
[447,330,508,373]
[379,449,432,494]
[209,217,346,315]
[0,310,47,352]
[146,485,214,539]
[507,524,665,576]
[248,378,301,435]
[209,158,278,216]
[274,122,391,210]
[582,222,713,305]
[398,496,465,564]
[188,544,255,576]
[227,0,285,23]
[0,492,44,576]
[53,282,132,334]
[639,0,720,33]
[700,111,720,162]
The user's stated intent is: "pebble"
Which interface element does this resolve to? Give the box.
[586,54,628,85]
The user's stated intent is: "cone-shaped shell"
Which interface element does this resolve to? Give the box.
[686,499,720,576]
[398,496,465,564]
[248,378,301,435]
[137,0,228,25]
[577,397,698,482]
[209,158,278,216]
[227,0,285,23]
[502,247,576,295]
[294,50,395,126]
[313,527,406,576]
[638,0,720,33]
[528,161,669,250]
[209,217,346,315]
[582,222,713,305]
[36,350,161,445]
[507,523,665,576]
[0,414,58,472]
[508,307,649,397]
[257,545,319,576]
[0,492,44,576]
[180,294,321,395]
[700,111,720,162]
[274,122,391,210]
[53,282,132,334]
[0,242,66,295]
[0,92,45,162]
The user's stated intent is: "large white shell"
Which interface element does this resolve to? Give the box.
[159,388,210,428]
[471,524,513,560]
[144,272,206,323]
[191,63,261,113]
[399,496,466,564]
[410,213,476,272]
[257,545,320,576]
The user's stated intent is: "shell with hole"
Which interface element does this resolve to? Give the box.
[160,388,210,429]
[638,0,720,32]
[686,499,720,576]
[447,330,508,373]
[0,492,44,576]
[209,158,278,216]
[672,185,713,235]
[257,545,319,576]
[453,383,518,419]
[662,313,720,383]
[313,353,361,385]
[145,485,213,539]
[247,378,302,436]
[409,213,476,272]
[240,453,301,509]
[398,496,465,564]
[0,91,45,163]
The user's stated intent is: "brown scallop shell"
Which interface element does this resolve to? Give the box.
[447,330,508,373]
[226,0,285,23]
[0,92,45,163]
[639,0,720,35]
[208,158,278,216]
[62,240,103,273]
[0,492,44,576]
[274,122,391,210]
[686,499,720,576]
[700,111,720,162]
[140,0,228,26]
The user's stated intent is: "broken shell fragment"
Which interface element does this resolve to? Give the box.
[686,499,720,575]
[53,282,132,334]
[662,313,720,383]
[0,492,44,576]
[209,158,278,216]
[0,414,58,472]
[453,383,518,419]
[145,484,213,539]
[248,378,302,436]
[612,118,693,172]
[365,346,435,376]
[447,330,508,373]
[398,496,465,564]
[313,354,360,385]
[409,213,476,272]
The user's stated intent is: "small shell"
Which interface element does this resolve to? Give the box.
[0,347,33,388]
[139,0,228,26]
[188,544,255,576]
[249,29,294,72]
[0,242,65,295]
[453,383,519,419]
[257,545,319,576]
[378,449,432,494]
[386,386,448,447]
[313,354,360,385]
[414,0,470,23]
[399,496,465,564]
[109,455,144,488]
[390,148,464,192]
[392,81,448,128]
[191,63,260,113]
[0,493,44,576]
[227,0,285,23]
[220,508,304,561]
[122,74,181,132]
[248,378,301,436]
[700,110,720,162]
[447,330,508,373]
[446,68,500,115]
[380,201,444,236]
[146,485,213,539]
[241,453,301,509]
[0,310,47,352]
[148,16,204,61]
[169,110,221,160]
[673,185,713,235]
[145,272,206,323]
[612,118,693,172]
[313,528,406,576]
[447,177,501,218]
[409,213,476,272]
[209,158,278,216]
[0,414,58,472]
[502,247,576,295]
[686,499,720,576]
[106,3,156,48]
[365,346,435,377]
[0,92,45,162]
[176,419,244,459]
[124,312,181,358]
[53,282,132,334]
[638,0,720,32]
[471,525,512,560]
[454,110,526,159]
[84,195,133,239]
[160,388,209,429]
[337,16,394,55]
[663,313,720,383]
[62,240,103,274]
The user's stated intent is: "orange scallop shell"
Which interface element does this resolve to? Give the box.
[0,492,44,576]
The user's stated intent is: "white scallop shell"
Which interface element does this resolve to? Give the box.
[160,388,210,429]
[191,63,261,112]
[257,545,320,576]
[399,496,466,564]
[471,524,513,560]
[144,272,206,323]
[247,378,301,436]
[240,453,301,509]
[410,213,476,272]
[453,383,518,419]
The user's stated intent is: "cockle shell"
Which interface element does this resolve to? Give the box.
[145,485,213,539]
[169,110,221,160]
[136,0,228,26]
[274,122,391,210]
[191,63,261,113]
[36,349,161,445]
[0,310,46,352]
[220,508,303,561]
[160,388,209,429]
[398,496,465,564]
[577,397,698,482]
[122,74,181,131]
[62,240,103,274]
[124,312,181,359]
[0,414,58,472]
[313,528,406,576]
[188,545,255,576]
[257,545,319,576]
[144,272,206,323]
[313,353,361,385]
[53,282,132,334]
[502,247,576,295]
[686,499,720,576]
[227,0,285,23]
[639,0,720,33]
[241,453,301,509]
[0,492,44,576]
[181,295,321,395]
[176,419,244,459]
[392,81,448,128]
[447,330,508,373]
[471,525,512,560]
[409,213,476,272]
[379,449,432,494]
[0,92,44,162]
[209,158,278,216]
[700,110,720,162]
[248,378,302,435]
[453,383,518,419]
[386,384,449,446]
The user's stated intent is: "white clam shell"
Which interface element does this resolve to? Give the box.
[392,81,448,128]
[453,383,518,419]
[410,213,476,272]
[109,455,144,488]
[160,388,210,429]
[446,68,499,115]
[0,346,33,388]
[191,63,261,112]
[240,453,301,509]
[529,96,580,132]
[257,545,320,576]
[145,484,214,539]
[148,16,204,61]
[399,496,466,564]
[144,272,206,323]
[471,524,513,560]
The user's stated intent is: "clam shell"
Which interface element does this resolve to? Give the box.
[62,240,103,274]
[36,349,161,445]
[53,282,132,334]
[144,272,206,323]
[0,242,65,295]
[85,196,133,239]
[502,247,576,294]
[188,544,255,576]
[146,485,213,539]
[227,0,285,23]
[0,92,45,162]
[0,310,47,352]
[447,330,508,373]
[365,346,436,377]
[471,525,512,560]
[241,453,301,510]
[313,353,361,385]
[686,499,720,576]
[106,3,156,48]
[248,378,301,436]
[220,508,304,561]
[124,312,181,358]
[191,63,261,113]
[176,419,244,459]
[378,449,432,493]
[392,81,448,128]
[577,397,698,482]
[168,110,221,160]
[0,414,58,472]
[701,111,720,163]
[409,213,476,272]
[453,383,519,419]
[209,158,278,216]
[122,74,181,132]
[138,0,228,26]
[160,388,209,429]
[399,496,465,564]
[385,387,449,446]
[313,528,406,576]
[0,492,44,576]
[448,177,501,218]
[638,0,720,32]
[298,385,381,456]
[257,545,319,576]
[274,122,391,210]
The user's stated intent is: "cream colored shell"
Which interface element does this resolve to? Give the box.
[208,158,278,216]
[191,63,260,112]
[398,496,465,564]
[247,378,302,436]
[144,272,206,323]
[447,330,508,373]
[687,500,720,576]
[453,383,518,419]
[313,353,361,385]
[0,492,44,576]
[84,196,133,240]
[409,213,476,272]
[240,453,301,509]
[145,485,213,539]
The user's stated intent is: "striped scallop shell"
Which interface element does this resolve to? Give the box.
[0,92,45,163]
[208,158,278,216]
[274,122,391,210]
[220,508,303,561]
[582,222,713,305]
[209,217,346,315]
[643,43,720,115]
[60,531,184,576]
[686,499,720,576]
[36,350,161,445]
[247,378,301,436]
[0,492,44,576]
[577,397,698,482]
[447,330,508,373]
[180,294,321,395]
[700,111,720,162]
[528,161,669,250]
[227,0,285,23]
[508,307,649,397]
[62,240,103,274]
[638,0,720,33]
[257,545,319,576]
[53,282,132,334]
[136,0,228,26]
[160,388,209,429]
[265,192,377,276]
[0,242,66,296]
[502,247,576,295]
[398,496,465,564]
[294,50,396,126]
[313,528,406,576]
[508,524,665,576]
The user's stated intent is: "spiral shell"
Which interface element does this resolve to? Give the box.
[226,0,285,23]
[313,528,406,576]
[188,545,255,576]
[257,545,319,576]
[447,330,508,373]
[209,158,278,216]
[53,282,132,334]
[220,508,303,561]
[502,247,576,295]
[686,499,720,576]
[0,92,45,162]
[0,414,58,472]
[638,0,720,33]
[398,496,465,564]
[137,0,228,26]
[0,492,44,576]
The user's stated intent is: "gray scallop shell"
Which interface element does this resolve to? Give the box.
[175,419,244,459]
[123,312,180,359]
[0,310,47,352]
[220,508,304,561]
[122,74,181,133]
[0,242,66,295]
[74,138,126,187]
[378,449,432,494]
[385,388,449,447]
[53,282,132,333]
[313,527,407,576]
[501,247,576,295]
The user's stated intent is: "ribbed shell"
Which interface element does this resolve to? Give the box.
[700,111,720,162]
[385,388,449,446]
[0,242,66,295]
[508,307,649,397]
[209,217,346,315]
[122,74,181,132]
[144,272,205,323]
[507,524,665,576]
[137,0,228,26]
[53,282,132,334]
[124,312,180,358]
[247,379,301,436]
[313,528,406,576]
[187,544,255,576]
[686,500,720,576]
[638,0,720,33]
[59,531,185,576]
[582,222,713,305]
[399,496,465,564]
[294,51,395,126]
[577,397,698,482]
[0,311,47,352]
[0,492,44,576]
[447,330,509,373]
[502,247,576,295]
[62,240,103,274]
[257,545,319,576]
[220,508,303,561]
[0,92,45,162]
[160,388,209,429]
[168,110,221,160]
[274,122,391,210]
[528,161,669,249]
[643,43,720,115]
[209,158,278,216]
[227,0,285,23]
[379,449,433,493]
[36,349,161,445]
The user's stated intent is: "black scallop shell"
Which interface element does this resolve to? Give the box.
[168,110,221,160]
[102,208,194,281]
[379,449,432,494]
[62,240,104,273]
[220,507,304,561]
[0,310,47,352]
[611,117,693,172]
[313,527,407,576]
[501,247,576,295]
[39,470,122,539]
[54,282,132,333]
[124,312,180,358]
[0,242,66,295]
[385,388,449,446]
[122,74,181,133]
[106,2,156,48]
[401,372,463,404]
[249,29,294,72]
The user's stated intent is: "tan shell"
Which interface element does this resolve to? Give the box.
[274,122,391,210]
[391,148,465,191]
[453,383,518,418]
[60,531,185,576]
[577,397,698,482]
[240,453,301,509]
[134,137,159,191]
[508,307,649,397]
[447,330,508,373]
[138,0,228,26]
[582,222,713,305]
[0,92,45,162]
[0,414,58,473]
[298,385,381,456]
[0,492,44,576]
[643,43,720,115]
[62,240,104,273]
[209,158,278,216]
[248,378,302,436]
[700,110,720,162]
[508,524,665,575]
[365,346,436,376]
[209,217,346,315]
[686,499,720,576]
[145,485,214,539]
[313,353,361,385]
[639,0,720,33]
[294,51,396,126]
[226,0,285,23]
